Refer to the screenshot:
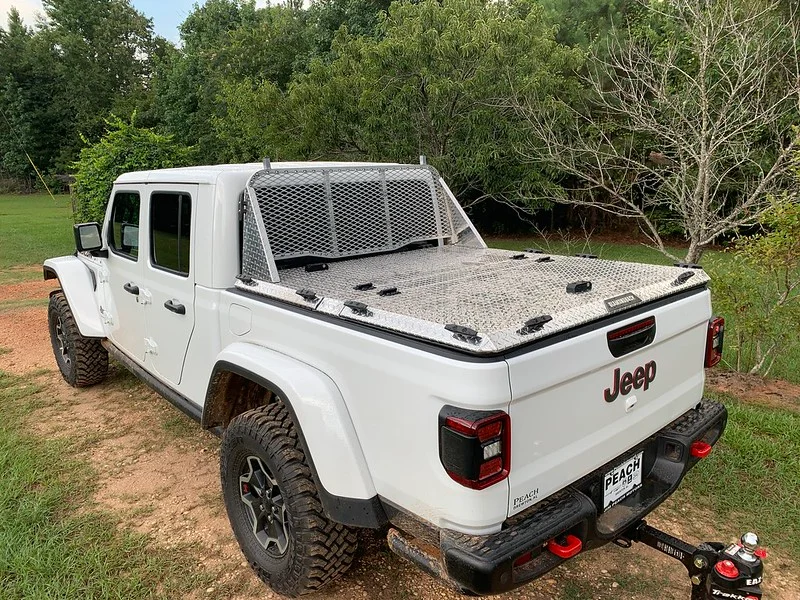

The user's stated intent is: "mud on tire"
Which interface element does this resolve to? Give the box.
[48,291,108,387]
[220,402,358,597]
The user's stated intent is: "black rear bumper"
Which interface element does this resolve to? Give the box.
[391,399,728,596]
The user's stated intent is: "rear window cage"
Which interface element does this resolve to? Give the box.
[241,165,484,283]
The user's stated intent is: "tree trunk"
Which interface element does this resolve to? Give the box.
[683,240,705,263]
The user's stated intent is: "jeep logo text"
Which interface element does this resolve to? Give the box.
[604,360,657,403]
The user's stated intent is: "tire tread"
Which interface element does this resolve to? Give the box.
[49,292,108,387]
[221,402,358,596]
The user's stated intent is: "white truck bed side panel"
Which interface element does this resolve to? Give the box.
[220,290,512,534]
[214,341,378,501]
[177,285,222,404]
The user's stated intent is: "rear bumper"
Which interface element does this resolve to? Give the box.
[390,399,727,595]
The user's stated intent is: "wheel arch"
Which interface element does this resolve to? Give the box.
[204,343,387,528]
[43,256,104,338]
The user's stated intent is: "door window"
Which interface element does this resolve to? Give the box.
[108,192,141,259]
[150,192,192,276]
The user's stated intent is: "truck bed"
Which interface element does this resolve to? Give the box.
[235,245,709,354]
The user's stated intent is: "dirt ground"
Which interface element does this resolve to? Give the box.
[1,273,797,600]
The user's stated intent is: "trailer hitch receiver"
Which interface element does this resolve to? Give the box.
[621,521,765,600]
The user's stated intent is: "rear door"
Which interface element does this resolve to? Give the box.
[103,189,146,362]
[504,290,711,517]
[141,185,198,387]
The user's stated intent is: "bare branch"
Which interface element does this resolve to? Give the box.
[512,0,800,263]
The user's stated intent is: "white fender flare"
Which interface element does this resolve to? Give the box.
[206,343,385,526]
[43,256,104,338]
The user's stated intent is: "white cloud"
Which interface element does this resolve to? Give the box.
[0,0,43,27]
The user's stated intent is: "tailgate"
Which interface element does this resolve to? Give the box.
[505,289,711,517]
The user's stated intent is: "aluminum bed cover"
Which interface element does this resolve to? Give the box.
[236,245,709,354]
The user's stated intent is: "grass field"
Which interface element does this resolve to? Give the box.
[0,371,212,599]
[490,236,683,264]
[680,391,800,557]
[0,194,74,280]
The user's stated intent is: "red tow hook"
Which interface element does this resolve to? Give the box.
[690,441,713,458]
[547,534,583,559]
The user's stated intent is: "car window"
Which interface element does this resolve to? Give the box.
[108,192,141,260]
[150,192,192,276]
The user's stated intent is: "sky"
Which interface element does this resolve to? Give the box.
[0,0,268,42]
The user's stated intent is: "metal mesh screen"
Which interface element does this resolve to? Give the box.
[438,178,485,249]
[242,195,271,281]
[241,166,483,282]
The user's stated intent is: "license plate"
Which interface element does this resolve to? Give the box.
[603,451,643,510]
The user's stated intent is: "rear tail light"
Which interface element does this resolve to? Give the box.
[439,408,510,490]
[705,316,725,368]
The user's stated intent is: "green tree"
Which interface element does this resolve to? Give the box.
[40,0,156,167]
[0,0,156,186]
[0,9,69,186]
[72,116,192,222]
[224,5,313,90]
[151,0,262,160]
[538,0,637,49]
[711,177,800,375]
[306,0,390,55]
[264,0,582,211]
[213,78,287,162]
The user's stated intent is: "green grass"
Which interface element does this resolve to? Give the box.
[0,194,74,270]
[559,579,596,599]
[0,297,49,314]
[0,371,212,599]
[489,236,679,264]
[680,392,800,557]
[488,235,737,267]
[161,413,202,439]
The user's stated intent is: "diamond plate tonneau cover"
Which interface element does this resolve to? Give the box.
[236,245,709,354]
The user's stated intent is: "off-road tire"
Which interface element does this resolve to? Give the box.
[48,291,108,387]
[221,402,358,597]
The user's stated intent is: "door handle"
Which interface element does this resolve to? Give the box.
[164,299,186,315]
[123,282,139,295]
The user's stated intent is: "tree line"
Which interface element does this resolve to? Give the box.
[1,0,798,259]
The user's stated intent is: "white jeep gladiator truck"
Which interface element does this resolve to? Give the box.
[44,162,754,598]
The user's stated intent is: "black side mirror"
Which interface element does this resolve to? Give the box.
[74,222,105,255]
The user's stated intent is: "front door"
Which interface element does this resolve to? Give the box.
[141,185,198,387]
[103,190,146,361]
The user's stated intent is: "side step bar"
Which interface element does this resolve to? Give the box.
[102,341,205,425]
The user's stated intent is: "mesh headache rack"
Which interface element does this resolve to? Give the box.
[241,164,485,283]
[237,163,710,354]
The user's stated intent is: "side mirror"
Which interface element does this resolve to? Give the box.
[73,222,104,253]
